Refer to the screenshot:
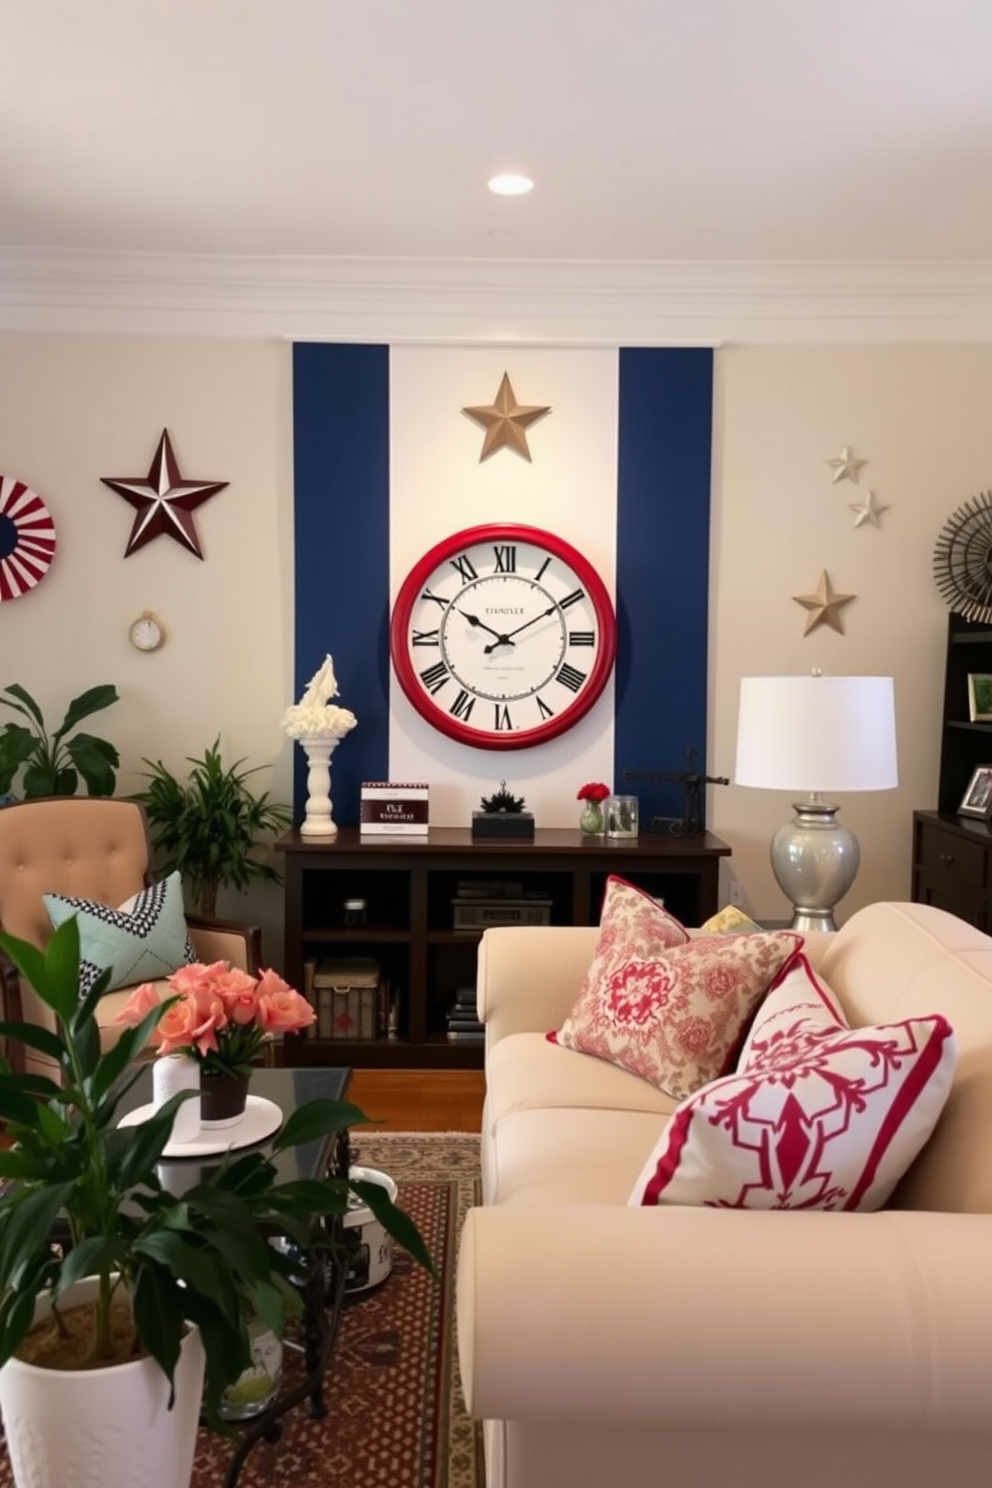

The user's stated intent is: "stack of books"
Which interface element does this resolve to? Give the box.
[446,982,484,1043]
[451,878,553,929]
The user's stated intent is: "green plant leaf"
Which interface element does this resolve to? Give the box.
[65,733,119,797]
[0,1261,52,1367]
[134,1231,241,1326]
[104,1110,174,1189]
[264,1178,349,1216]
[89,1019,163,1105]
[0,724,37,793]
[0,1080,54,1127]
[0,918,82,1025]
[52,685,120,740]
[0,1019,65,1065]
[0,685,44,730]
[59,1236,127,1292]
[272,1098,374,1153]
[350,1177,436,1274]
[132,1264,184,1401]
[0,1183,73,1291]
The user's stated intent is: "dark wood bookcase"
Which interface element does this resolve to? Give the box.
[275,826,732,1070]
[935,612,992,816]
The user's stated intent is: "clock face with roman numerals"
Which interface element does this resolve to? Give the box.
[389,524,617,749]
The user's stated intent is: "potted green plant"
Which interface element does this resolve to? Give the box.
[133,738,292,916]
[0,916,431,1488]
[0,683,120,798]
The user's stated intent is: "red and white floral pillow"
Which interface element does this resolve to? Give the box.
[551,875,803,1100]
[629,953,957,1211]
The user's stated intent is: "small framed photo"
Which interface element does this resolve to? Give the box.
[958,764,992,819]
[968,673,992,722]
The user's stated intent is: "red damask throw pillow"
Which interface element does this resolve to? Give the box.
[552,875,803,1099]
[629,953,957,1211]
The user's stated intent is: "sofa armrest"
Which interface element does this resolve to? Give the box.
[477,927,601,1044]
[186,915,262,976]
[457,1205,992,1431]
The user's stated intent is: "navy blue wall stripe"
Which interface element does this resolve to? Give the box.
[614,348,714,828]
[291,343,390,824]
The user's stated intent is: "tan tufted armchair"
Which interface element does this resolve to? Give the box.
[0,796,261,1076]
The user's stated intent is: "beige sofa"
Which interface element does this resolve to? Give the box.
[456,901,992,1488]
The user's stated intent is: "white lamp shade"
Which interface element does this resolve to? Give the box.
[734,676,898,793]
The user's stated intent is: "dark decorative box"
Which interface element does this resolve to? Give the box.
[470,811,535,841]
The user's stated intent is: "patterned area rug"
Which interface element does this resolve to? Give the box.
[0,1131,484,1488]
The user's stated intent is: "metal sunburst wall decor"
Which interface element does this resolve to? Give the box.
[933,491,992,624]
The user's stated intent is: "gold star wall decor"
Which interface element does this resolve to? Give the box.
[826,445,867,485]
[462,372,551,462]
[101,429,228,559]
[792,569,856,635]
[849,489,889,528]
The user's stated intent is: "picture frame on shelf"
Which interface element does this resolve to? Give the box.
[957,764,992,819]
[968,673,992,723]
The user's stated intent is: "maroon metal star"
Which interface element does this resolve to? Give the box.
[101,429,228,559]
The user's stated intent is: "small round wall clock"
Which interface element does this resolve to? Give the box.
[128,610,165,652]
[390,523,617,749]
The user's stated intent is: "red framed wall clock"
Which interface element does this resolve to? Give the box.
[390,523,617,750]
[0,475,57,602]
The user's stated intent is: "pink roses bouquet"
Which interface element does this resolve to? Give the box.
[119,960,315,1077]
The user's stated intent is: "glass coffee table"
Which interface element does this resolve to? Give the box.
[116,1064,353,1488]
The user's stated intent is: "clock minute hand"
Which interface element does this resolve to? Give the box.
[457,608,515,646]
[483,604,557,653]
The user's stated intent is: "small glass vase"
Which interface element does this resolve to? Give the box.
[579,801,605,836]
[218,1315,284,1421]
[605,794,639,838]
[200,1071,250,1129]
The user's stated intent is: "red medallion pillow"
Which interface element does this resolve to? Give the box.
[552,876,803,1099]
[629,953,957,1211]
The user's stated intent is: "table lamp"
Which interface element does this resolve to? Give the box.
[734,673,898,931]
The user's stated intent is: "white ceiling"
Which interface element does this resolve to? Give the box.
[5,0,992,338]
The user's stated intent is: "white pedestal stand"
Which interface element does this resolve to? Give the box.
[300,735,339,837]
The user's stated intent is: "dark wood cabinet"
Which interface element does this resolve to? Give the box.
[935,613,992,815]
[912,810,992,930]
[275,826,732,1070]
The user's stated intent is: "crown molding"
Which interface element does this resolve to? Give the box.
[3,250,992,343]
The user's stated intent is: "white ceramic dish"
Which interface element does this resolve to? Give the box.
[118,1093,284,1158]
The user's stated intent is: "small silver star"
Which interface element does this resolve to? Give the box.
[849,490,889,528]
[826,445,867,485]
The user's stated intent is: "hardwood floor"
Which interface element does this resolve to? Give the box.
[346,1069,485,1132]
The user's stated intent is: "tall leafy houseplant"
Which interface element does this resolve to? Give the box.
[0,684,120,797]
[134,739,292,917]
[0,916,431,1422]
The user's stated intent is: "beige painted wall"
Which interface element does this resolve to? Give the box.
[709,345,972,921]
[0,333,295,961]
[0,332,974,955]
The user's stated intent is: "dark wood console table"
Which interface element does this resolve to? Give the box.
[276,826,732,1070]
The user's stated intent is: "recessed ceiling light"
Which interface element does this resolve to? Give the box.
[487,174,534,197]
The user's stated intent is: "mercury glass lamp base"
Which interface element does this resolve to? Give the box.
[770,796,860,935]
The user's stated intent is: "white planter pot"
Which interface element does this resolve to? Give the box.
[344,1165,398,1293]
[0,1275,205,1488]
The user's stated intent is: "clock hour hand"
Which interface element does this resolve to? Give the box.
[483,604,557,653]
[457,609,515,646]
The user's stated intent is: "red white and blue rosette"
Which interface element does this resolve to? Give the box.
[0,475,57,601]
